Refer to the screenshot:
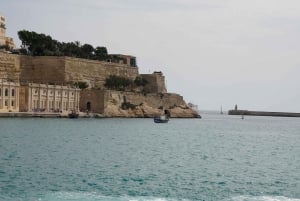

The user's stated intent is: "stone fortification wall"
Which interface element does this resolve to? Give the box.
[141,72,167,93]
[20,56,66,84]
[79,89,105,113]
[0,52,21,81]
[19,55,139,88]
[64,57,139,88]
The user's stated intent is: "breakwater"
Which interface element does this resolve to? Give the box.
[228,110,300,117]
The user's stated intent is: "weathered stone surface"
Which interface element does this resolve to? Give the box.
[0,53,20,81]
[102,90,199,118]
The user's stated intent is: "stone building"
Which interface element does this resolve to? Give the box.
[0,79,20,112]
[0,15,15,49]
[19,83,80,113]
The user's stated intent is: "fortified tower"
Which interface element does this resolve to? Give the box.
[0,15,6,45]
[0,14,15,50]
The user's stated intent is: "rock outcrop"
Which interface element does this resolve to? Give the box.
[102,91,200,118]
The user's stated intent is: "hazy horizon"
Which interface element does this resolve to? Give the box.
[1,0,300,112]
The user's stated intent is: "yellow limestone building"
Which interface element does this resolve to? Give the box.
[0,79,20,112]
[0,14,15,49]
[19,83,80,113]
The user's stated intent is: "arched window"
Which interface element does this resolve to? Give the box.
[5,88,8,96]
[11,89,15,97]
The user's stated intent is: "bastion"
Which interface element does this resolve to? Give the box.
[0,52,199,118]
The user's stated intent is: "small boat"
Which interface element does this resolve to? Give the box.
[154,115,169,123]
[68,110,79,119]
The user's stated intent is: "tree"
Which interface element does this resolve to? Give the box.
[81,44,94,59]
[94,46,108,61]
[17,30,109,60]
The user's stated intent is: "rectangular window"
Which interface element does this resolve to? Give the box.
[5,100,8,106]
[11,100,14,107]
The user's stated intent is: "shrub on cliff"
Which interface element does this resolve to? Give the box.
[134,76,148,86]
[74,81,89,89]
[104,75,132,91]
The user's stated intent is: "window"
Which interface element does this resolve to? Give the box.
[11,100,14,107]
[5,88,8,96]
[11,89,15,97]
[5,100,8,106]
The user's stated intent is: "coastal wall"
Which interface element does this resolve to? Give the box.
[0,52,21,81]
[79,89,105,113]
[1,53,139,88]
[20,56,66,84]
[141,72,167,93]
[64,57,139,88]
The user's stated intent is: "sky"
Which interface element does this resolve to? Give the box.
[1,0,300,112]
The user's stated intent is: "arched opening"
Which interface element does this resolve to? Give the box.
[11,89,15,97]
[86,102,91,111]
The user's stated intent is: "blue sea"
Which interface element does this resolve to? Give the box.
[0,112,299,201]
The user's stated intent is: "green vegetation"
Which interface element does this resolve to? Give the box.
[121,102,136,110]
[74,81,89,89]
[104,75,149,91]
[134,76,148,86]
[104,75,132,90]
[17,30,109,60]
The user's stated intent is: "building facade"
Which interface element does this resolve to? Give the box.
[0,15,15,49]
[0,79,20,112]
[19,83,80,113]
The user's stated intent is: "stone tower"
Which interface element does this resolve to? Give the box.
[0,14,15,50]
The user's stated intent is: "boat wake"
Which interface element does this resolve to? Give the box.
[37,192,190,201]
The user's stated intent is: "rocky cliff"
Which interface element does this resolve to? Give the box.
[102,90,199,118]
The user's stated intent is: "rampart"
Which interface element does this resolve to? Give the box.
[0,52,21,81]
[64,57,138,88]
[20,56,139,87]
[0,52,139,88]
[141,72,167,93]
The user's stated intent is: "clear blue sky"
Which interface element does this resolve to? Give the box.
[1,0,300,112]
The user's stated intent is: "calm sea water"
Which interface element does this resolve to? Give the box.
[0,113,299,201]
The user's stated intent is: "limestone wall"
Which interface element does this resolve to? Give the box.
[141,72,167,93]
[19,86,28,112]
[79,89,105,113]
[20,56,66,84]
[0,52,21,81]
[64,57,139,88]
